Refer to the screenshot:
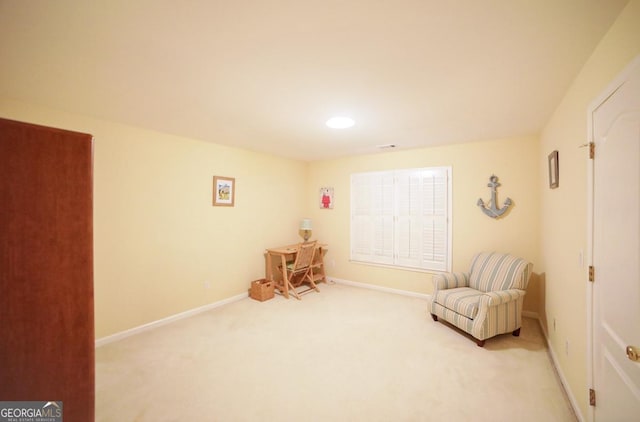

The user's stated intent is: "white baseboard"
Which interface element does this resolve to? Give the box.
[329,276,431,300]
[529,314,584,422]
[95,292,248,348]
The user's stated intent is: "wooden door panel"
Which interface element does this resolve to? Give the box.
[0,118,94,422]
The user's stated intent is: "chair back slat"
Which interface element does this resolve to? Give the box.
[292,241,317,272]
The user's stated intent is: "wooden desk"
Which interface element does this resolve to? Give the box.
[265,243,327,299]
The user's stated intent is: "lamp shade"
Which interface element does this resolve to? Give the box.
[299,218,312,230]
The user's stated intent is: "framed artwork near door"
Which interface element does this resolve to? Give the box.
[548,150,559,189]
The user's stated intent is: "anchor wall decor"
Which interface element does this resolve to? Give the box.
[477,175,512,218]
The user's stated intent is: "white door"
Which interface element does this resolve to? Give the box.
[591,57,640,421]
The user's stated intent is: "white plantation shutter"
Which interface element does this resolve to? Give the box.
[395,170,422,268]
[350,172,394,265]
[351,167,451,272]
[421,169,449,271]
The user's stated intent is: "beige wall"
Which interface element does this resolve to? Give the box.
[307,135,541,308]
[0,99,308,338]
[539,0,640,418]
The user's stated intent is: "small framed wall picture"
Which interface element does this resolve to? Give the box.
[548,150,559,189]
[320,187,334,209]
[213,176,235,206]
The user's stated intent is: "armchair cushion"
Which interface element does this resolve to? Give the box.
[433,287,483,319]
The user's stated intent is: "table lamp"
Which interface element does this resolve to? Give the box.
[299,218,312,242]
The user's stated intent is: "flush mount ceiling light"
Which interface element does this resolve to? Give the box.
[326,116,355,129]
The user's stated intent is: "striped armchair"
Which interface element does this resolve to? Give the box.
[428,252,533,347]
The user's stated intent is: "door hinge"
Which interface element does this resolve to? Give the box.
[589,266,595,282]
[589,388,596,406]
[589,142,595,159]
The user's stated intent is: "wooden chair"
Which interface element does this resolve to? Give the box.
[278,241,320,300]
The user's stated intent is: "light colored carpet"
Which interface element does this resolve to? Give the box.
[96,283,577,421]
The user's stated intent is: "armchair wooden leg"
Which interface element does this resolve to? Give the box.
[476,339,485,347]
[430,313,438,321]
[512,327,521,337]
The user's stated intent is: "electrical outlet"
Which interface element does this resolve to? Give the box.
[204,281,211,289]
[331,259,336,268]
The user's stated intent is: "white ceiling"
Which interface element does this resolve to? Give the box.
[0,0,629,161]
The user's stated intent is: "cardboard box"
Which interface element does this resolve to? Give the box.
[249,279,274,301]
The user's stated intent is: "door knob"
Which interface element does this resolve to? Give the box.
[627,346,639,362]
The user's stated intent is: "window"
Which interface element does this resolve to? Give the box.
[350,167,451,272]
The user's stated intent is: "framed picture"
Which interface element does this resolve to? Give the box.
[320,187,334,209]
[213,176,235,206]
[548,150,559,189]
